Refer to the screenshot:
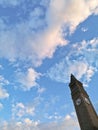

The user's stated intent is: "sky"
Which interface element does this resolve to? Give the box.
[0,0,98,130]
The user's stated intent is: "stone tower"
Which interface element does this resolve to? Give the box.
[69,74,98,130]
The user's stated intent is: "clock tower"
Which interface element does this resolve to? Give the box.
[69,74,98,130]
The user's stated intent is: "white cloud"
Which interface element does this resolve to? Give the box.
[12,96,42,120]
[0,0,98,66]
[0,75,9,86]
[45,113,62,121]
[94,7,98,15]
[0,119,40,130]
[0,75,9,99]
[0,103,3,110]
[81,27,88,32]
[47,38,98,84]
[0,115,80,130]
[0,65,3,69]
[0,87,9,99]
[47,0,98,33]
[37,87,46,94]
[12,102,35,119]
[65,114,72,120]
[24,118,39,127]
[0,0,20,6]
[40,0,49,7]
[47,60,90,83]
[16,68,41,91]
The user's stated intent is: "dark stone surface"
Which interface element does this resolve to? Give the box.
[69,74,98,130]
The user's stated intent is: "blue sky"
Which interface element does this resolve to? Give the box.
[0,0,98,129]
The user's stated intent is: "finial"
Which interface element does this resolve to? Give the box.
[69,74,82,87]
[70,74,77,82]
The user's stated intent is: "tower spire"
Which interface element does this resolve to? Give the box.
[69,74,82,90]
[70,74,77,83]
[69,74,98,130]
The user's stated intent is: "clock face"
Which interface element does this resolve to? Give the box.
[84,97,90,104]
[76,98,81,106]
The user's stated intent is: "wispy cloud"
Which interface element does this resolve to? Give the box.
[0,114,79,130]
[0,103,3,110]
[0,64,3,70]
[0,0,98,67]
[0,87,9,99]
[12,96,42,120]
[37,87,46,94]
[81,27,88,32]
[0,0,21,6]
[0,75,9,86]
[0,75,9,99]
[16,68,41,91]
[12,102,35,119]
[47,38,98,84]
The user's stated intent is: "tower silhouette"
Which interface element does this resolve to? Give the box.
[69,74,98,130]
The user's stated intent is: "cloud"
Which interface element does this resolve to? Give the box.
[12,102,35,119]
[81,27,88,32]
[94,7,98,15]
[0,87,9,99]
[0,103,3,110]
[0,0,98,66]
[0,64,3,70]
[12,96,42,120]
[0,75,9,99]
[0,75,9,86]
[24,118,40,127]
[0,0,20,6]
[0,114,80,130]
[37,87,46,94]
[47,38,98,84]
[47,0,98,33]
[0,119,40,130]
[16,68,41,91]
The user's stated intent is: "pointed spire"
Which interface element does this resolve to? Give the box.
[69,74,82,88]
[70,74,77,83]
